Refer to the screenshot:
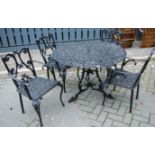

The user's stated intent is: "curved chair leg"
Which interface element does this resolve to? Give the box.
[50,67,56,80]
[77,67,80,80]
[47,69,50,79]
[102,89,106,106]
[32,100,43,127]
[129,90,134,113]
[113,85,116,91]
[19,93,25,113]
[136,84,140,100]
[62,72,66,93]
[58,82,65,107]
[114,64,117,69]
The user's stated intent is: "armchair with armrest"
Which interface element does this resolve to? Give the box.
[36,34,70,93]
[1,48,65,126]
[102,49,154,113]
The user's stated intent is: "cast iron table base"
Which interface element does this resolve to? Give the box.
[68,68,114,103]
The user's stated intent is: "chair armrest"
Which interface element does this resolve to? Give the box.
[43,52,53,58]
[106,68,130,80]
[10,74,33,99]
[10,74,31,86]
[31,60,45,65]
[121,58,137,70]
[111,71,127,79]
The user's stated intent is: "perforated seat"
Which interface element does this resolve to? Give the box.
[36,34,69,93]
[1,48,64,127]
[18,77,58,100]
[102,49,154,113]
[45,62,68,73]
[109,69,139,89]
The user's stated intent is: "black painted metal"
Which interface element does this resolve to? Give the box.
[36,34,69,92]
[100,28,117,43]
[120,58,137,70]
[36,34,57,80]
[17,48,37,77]
[103,49,155,112]
[53,40,126,68]
[1,48,65,126]
[19,93,25,113]
[53,40,126,103]
[136,84,140,100]
[130,90,134,113]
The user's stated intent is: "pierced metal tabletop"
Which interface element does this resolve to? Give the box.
[52,40,126,68]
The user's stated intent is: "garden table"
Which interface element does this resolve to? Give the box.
[52,40,126,102]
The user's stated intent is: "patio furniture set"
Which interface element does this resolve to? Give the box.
[1,29,154,126]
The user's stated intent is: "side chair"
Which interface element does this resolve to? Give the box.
[1,48,65,127]
[102,49,154,113]
[36,34,69,93]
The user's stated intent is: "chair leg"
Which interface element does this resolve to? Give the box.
[62,72,66,93]
[113,85,116,91]
[136,84,140,100]
[58,83,65,107]
[47,69,50,79]
[50,67,56,80]
[102,91,106,106]
[19,93,25,113]
[77,67,80,80]
[100,67,102,72]
[32,100,43,127]
[129,90,134,113]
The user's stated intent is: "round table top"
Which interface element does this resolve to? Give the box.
[52,40,126,68]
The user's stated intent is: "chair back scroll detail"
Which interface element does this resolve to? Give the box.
[17,48,37,77]
[2,53,19,77]
[1,52,32,99]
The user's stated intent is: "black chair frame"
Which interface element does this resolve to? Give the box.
[102,49,154,113]
[36,34,69,93]
[2,48,65,126]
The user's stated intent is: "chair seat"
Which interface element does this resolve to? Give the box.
[46,62,69,72]
[108,70,140,89]
[17,77,58,100]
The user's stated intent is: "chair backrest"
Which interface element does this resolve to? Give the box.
[2,53,23,89]
[100,28,117,42]
[2,52,20,78]
[17,48,37,77]
[133,49,154,86]
[36,33,56,64]
[1,49,35,99]
[139,49,154,74]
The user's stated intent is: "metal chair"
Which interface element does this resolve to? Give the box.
[100,29,137,79]
[1,48,65,127]
[100,28,120,43]
[36,34,69,93]
[102,49,154,113]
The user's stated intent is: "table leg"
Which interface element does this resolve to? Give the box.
[69,68,114,103]
[69,68,87,102]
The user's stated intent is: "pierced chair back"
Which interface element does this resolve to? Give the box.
[36,33,56,64]
[36,34,60,81]
[140,50,154,74]
[42,33,56,49]
[2,53,22,87]
[17,48,37,77]
[100,28,117,42]
[1,48,65,126]
[102,49,154,113]
[133,49,154,87]
[2,53,19,78]
[1,51,33,100]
